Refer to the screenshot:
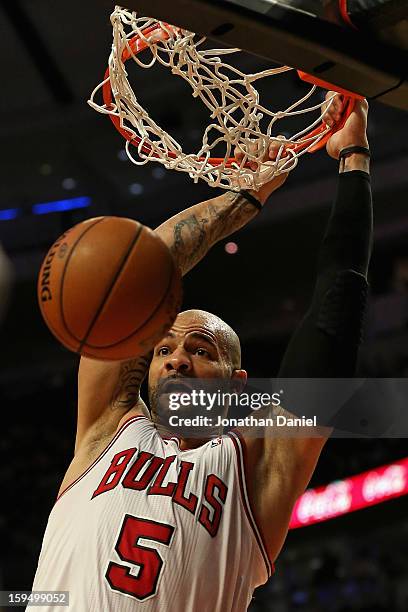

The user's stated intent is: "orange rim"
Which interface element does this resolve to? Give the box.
[103,24,362,167]
[296,71,364,153]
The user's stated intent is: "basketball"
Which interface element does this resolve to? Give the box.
[37,216,182,360]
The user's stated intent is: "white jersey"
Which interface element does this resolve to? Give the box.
[32,416,272,611]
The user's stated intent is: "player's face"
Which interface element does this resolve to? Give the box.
[148,318,231,421]
[150,326,228,382]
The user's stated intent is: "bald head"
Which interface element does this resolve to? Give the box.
[174,309,241,370]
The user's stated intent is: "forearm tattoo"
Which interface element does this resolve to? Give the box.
[171,215,208,272]
[169,192,258,274]
[111,353,151,411]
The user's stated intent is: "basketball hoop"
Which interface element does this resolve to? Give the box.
[88,6,362,191]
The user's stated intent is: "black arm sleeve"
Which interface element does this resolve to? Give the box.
[278,170,372,379]
[274,170,400,435]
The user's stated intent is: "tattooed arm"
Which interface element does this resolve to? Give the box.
[76,174,287,451]
[76,355,151,452]
[156,177,286,275]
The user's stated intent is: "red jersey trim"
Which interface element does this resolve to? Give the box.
[228,431,274,578]
[56,415,149,503]
[161,435,181,447]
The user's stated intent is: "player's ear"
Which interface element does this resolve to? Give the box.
[231,369,247,393]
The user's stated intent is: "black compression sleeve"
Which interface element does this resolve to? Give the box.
[318,170,372,279]
[278,170,372,379]
[276,171,401,435]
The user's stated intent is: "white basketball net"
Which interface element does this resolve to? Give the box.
[89,5,337,191]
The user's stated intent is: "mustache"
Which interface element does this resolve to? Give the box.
[158,375,194,394]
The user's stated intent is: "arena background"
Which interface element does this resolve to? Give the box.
[0,1,407,610]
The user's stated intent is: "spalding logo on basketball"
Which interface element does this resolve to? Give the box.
[37,217,182,360]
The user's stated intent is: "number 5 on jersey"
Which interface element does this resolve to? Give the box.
[106,515,175,601]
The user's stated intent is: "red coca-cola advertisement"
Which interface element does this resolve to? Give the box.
[290,458,408,529]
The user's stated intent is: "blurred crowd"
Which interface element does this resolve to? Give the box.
[250,515,408,612]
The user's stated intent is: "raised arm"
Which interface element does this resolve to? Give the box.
[76,175,287,452]
[238,94,372,562]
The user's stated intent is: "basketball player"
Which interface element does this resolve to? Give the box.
[31,93,371,610]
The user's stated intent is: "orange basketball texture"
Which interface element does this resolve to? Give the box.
[38,217,182,360]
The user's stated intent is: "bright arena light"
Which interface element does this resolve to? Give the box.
[62,178,77,190]
[0,208,19,221]
[129,182,144,196]
[32,196,91,215]
[225,241,239,254]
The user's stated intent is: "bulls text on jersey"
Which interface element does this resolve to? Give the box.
[92,448,228,537]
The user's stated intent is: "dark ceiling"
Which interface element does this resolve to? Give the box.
[0,0,407,389]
